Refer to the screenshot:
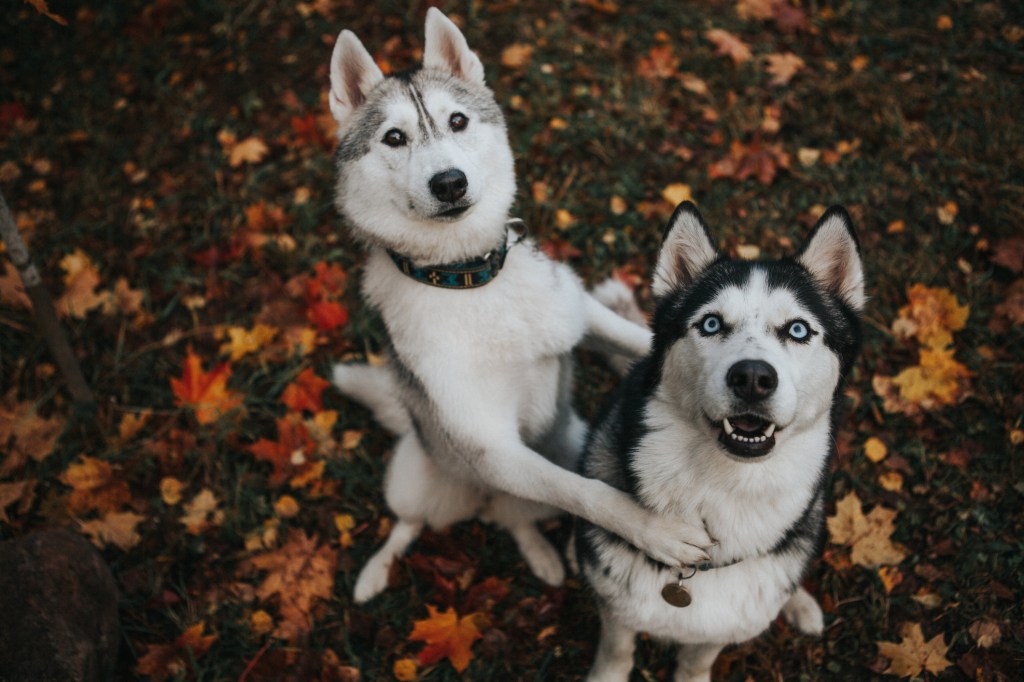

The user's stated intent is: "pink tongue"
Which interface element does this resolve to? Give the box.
[731,416,763,432]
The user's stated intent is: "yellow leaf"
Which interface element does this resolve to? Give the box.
[393,657,418,681]
[250,609,275,636]
[609,196,627,215]
[180,488,224,535]
[892,283,969,348]
[500,43,533,68]
[891,347,972,407]
[57,249,109,318]
[878,566,903,595]
[661,182,692,205]
[878,471,903,492]
[219,324,278,361]
[864,437,888,463]
[274,495,300,518]
[229,136,269,167]
[876,622,953,677]
[160,477,185,505]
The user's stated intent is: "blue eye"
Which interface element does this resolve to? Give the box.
[787,320,810,341]
[700,314,723,335]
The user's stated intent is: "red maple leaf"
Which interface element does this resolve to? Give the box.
[248,415,317,485]
[280,367,331,413]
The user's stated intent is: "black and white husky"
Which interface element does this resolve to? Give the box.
[326,9,711,604]
[577,202,864,682]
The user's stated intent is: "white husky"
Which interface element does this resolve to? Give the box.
[577,202,865,681]
[327,9,711,603]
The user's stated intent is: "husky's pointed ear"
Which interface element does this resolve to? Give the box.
[329,29,385,127]
[797,206,865,311]
[422,8,485,85]
[652,201,718,299]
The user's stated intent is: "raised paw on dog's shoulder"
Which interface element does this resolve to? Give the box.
[637,515,713,567]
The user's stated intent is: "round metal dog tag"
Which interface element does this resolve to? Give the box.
[661,581,692,608]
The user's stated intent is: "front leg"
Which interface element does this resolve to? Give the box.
[674,643,724,682]
[781,586,824,635]
[586,610,636,682]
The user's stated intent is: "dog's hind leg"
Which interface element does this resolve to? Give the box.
[673,643,724,682]
[483,495,565,587]
[781,586,825,635]
[332,362,412,435]
[586,611,636,682]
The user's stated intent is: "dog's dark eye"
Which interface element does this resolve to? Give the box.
[382,129,407,147]
[449,112,468,132]
[699,314,723,335]
[786,319,812,341]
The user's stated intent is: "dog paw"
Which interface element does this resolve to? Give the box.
[353,558,391,604]
[591,278,647,326]
[520,533,565,587]
[782,587,824,635]
[634,515,712,567]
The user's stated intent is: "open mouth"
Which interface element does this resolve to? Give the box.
[435,205,470,220]
[717,414,777,459]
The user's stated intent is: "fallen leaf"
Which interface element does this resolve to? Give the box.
[765,52,805,86]
[56,249,109,318]
[889,346,973,410]
[102,277,145,318]
[136,621,217,682]
[637,43,679,80]
[79,510,145,550]
[274,494,300,518]
[219,323,278,361]
[160,477,185,505]
[281,367,331,413]
[827,491,908,567]
[501,43,533,69]
[409,605,486,673]
[393,658,418,681]
[876,622,953,677]
[227,136,269,167]
[878,566,903,595]
[0,400,63,477]
[993,278,1024,327]
[661,182,693,205]
[248,415,318,486]
[705,28,753,65]
[968,620,1001,648]
[180,488,225,535]
[0,263,30,309]
[891,284,969,348]
[709,139,790,185]
[864,437,888,463]
[735,0,775,21]
[245,530,337,641]
[60,456,133,515]
[170,348,245,425]
[540,236,582,261]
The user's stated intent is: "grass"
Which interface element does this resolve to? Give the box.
[1,0,1022,680]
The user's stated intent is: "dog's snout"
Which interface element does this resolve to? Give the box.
[429,169,468,203]
[726,360,778,402]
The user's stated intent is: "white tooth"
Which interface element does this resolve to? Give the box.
[723,418,734,435]
[764,423,776,438]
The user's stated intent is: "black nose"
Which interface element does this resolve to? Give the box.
[726,360,778,402]
[429,169,468,203]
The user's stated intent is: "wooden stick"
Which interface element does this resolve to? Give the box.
[0,189,95,407]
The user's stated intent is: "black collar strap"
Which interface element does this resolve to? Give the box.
[387,219,528,290]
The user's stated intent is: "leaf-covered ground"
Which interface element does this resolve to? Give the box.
[2,1,1022,680]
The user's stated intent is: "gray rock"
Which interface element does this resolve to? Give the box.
[0,529,120,682]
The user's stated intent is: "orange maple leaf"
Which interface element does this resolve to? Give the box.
[709,139,790,185]
[170,348,244,425]
[409,605,487,673]
[876,622,953,677]
[891,284,969,349]
[637,43,679,80]
[248,414,318,486]
[281,367,331,413]
[245,530,337,642]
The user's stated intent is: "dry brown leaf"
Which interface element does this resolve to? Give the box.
[0,480,34,523]
[26,0,68,25]
[180,488,224,535]
[876,622,953,677]
[990,237,1024,273]
[827,491,908,567]
[79,510,145,550]
[500,43,533,69]
[245,530,337,641]
[56,249,109,318]
[705,28,753,65]
[765,52,805,85]
[60,456,133,515]
[0,263,31,309]
[0,400,64,477]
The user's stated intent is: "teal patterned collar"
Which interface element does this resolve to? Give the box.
[387,220,527,290]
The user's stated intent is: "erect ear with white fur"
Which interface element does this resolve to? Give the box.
[422,7,485,85]
[329,29,385,127]
[797,206,865,311]
[652,201,719,299]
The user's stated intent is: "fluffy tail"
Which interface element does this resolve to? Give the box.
[587,277,650,376]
